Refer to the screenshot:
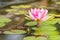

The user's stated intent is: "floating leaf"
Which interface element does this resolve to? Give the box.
[0,22,5,27]
[48,35,60,40]
[23,36,35,40]
[56,2,60,4]
[0,17,11,23]
[43,31,59,36]
[25,17,31,20]
[40,20,57,26]
[11,5,31,8]
[54,18,60,23]
[36,37,48,40]
[33,25,57,35]
[18,5,31,8]
[15,11,27,15]
[40,26,56,31]
[47,15,55,20]
[6,9,17,12]
[0,17,11,27]
[55,15,60,17]
[4,30,26,34]
[11,6,20,9]
[38,6,47,8]
[25,21,37,26]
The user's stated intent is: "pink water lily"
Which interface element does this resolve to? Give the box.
[29,8,49,21]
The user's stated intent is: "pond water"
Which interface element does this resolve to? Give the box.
[0,34,25,40]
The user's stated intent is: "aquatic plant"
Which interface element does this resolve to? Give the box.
[6,8,28,15]
[26,8,51,27]
[5,5,60,40]
[11,5,31,8]
[4,30,26,34]
[23,8,60,40]
[23,36,48,40]
[0,17,11,27]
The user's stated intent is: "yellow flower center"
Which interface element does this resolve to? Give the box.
[36,18,40,23]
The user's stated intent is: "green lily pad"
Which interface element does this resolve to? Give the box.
[6,9,17,12]
[40,20,57,26]
[0,17,11,27]
[15,11,28,15]
[0,17,11,23]
[25,21,37,26]
[4,30,26,34]
[54,18,60,23]
[36,37,48,40]
[40,26,56,31]
[56,2,60,4]
[23,36,35,40]
[48,35,60,40]
[0,22,5,27]
[43,31,59,36]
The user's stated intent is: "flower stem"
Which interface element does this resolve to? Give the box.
[37,22,40,28]
[36,19,40,28]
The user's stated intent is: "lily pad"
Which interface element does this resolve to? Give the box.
[40,26,56,31]
[36,37,48,40]
[6,9,17,12]
[56,2,60,4]
[15,11,28,15]
[17,5,31,8]
[0,17,11,27]
[0,22,5,27]
[4,30,26,34]
[43,31,59,36]
[25,21,37,26]
[40,20,57,26]
[23,36,35,40]
[54,18,60,23]
[48,35,60,40]
[0,17,11,23]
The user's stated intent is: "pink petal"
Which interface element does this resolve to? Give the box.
[43,9,48,16]
[29,10,35,20]
[38,13,42,20]
[31,8,39,18]
[37,8,41,12]
[40,9,48,20]
[40,8,44,13]
[31,8,37,17]
[34,8,37,11]
[33,9,37,15]
[41,16,50,21]
[31,8,34,13]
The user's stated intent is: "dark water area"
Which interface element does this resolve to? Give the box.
[0,0,41,8]
[0,34,25,40]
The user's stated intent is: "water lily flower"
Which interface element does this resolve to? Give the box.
[28,8,50,27]
[29,8,50,21]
